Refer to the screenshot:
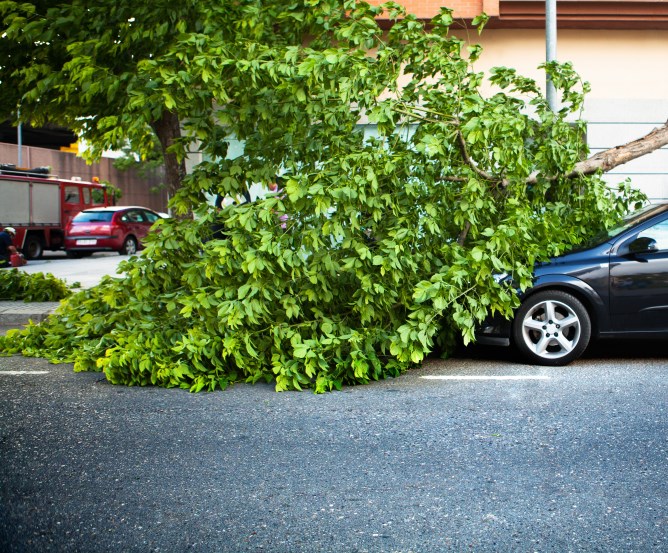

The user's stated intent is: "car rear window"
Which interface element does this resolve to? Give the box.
[72,211,114,223]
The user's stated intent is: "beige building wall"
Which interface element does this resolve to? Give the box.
[466,29,668,199]
[469,29,668,101]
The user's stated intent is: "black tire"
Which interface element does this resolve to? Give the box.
[512,290,591,366]
[120,236,138,255]
[24,235,44,259]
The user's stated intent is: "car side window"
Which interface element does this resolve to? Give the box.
[637,219,668,251]
[124,210,145,223]
[143,211,159,223]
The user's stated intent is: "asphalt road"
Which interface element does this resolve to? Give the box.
[1,350,666,552]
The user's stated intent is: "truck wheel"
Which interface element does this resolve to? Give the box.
[120,236,138,255]
[24,235,44,260]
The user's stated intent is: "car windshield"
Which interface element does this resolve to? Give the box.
[73,211,114,223]
[579,203,668,249]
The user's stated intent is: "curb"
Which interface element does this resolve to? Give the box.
[0,301,61,326]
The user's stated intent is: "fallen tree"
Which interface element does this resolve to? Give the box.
[0,3,664,392]
[565,121,668,178]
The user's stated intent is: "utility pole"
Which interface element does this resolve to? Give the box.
[17,107,23,167]
[546,0,557,111]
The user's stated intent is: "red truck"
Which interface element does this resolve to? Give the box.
[0,165,110,259]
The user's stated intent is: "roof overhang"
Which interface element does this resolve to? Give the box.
[492,0,668,30]
[374,1,668,30]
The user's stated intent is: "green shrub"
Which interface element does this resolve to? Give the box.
[0,269,72,302]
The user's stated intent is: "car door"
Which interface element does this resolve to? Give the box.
[62,185,83,228]
[609,215,668,332]
[133,209,154,243]
[121,209,150,245]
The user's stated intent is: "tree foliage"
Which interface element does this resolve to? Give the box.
[0,0,400,197]
[1,0,315,196]
[0,2,647,391]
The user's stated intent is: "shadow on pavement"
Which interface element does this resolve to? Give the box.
[454,338,668,363]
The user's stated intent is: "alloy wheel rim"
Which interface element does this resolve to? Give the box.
[521,299,581,359]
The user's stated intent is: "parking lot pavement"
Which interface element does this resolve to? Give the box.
[0,353,666,552]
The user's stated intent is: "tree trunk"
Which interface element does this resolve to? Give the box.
[150,110,187,206]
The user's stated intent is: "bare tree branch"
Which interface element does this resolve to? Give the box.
[456,131,498,183]
[456,221,471,246]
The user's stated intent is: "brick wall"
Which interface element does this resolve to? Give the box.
[369,0,497,19]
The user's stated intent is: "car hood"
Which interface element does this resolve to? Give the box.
[534,241,612,277]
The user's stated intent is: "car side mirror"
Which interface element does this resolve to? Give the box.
[627,236,659,254]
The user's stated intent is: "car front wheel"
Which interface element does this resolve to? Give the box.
[120,236,138,255]
[512,290,591,366]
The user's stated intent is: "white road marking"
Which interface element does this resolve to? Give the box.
[421,375,550,381]
[0,371,50,375]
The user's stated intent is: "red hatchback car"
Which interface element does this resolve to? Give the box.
[65,206,164,257]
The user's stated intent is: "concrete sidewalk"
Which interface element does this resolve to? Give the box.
[1,251,125,334]
[0,301,61,335]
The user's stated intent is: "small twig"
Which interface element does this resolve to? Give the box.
[436,175,468,183]
[392,106,446,126]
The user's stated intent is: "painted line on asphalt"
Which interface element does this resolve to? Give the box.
[0,371,50,375]
[421,375,550,381]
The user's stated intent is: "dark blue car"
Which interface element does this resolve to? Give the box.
[476,202,668,365]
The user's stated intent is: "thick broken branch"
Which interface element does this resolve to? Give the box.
[527,120,668,185]
[573,120,668,175]
[399,102,668,187]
